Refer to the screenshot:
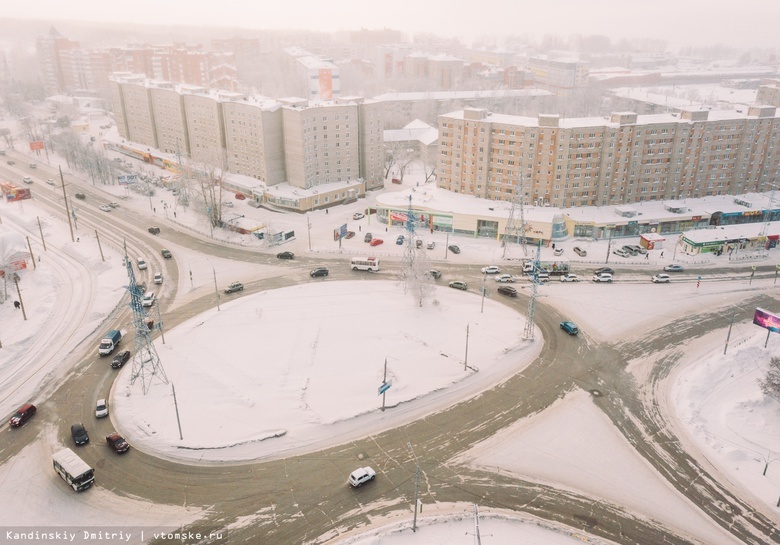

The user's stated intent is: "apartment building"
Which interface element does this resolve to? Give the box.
[437,106,780,208]
[36,31,80,94]
[524,55,589,94]
[109,74,384,196]
[283,47,340,101]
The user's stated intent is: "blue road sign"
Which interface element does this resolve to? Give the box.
[378,382,391,395]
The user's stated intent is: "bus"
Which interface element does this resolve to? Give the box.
[53,448,94,491]
[351,257,380,272]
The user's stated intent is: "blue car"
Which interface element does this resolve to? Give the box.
[560,321,579,335]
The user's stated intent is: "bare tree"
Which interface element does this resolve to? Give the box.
[189,148,228,229]
[397,233,436,307]
[385,142,416,182]
[759,356,780,402]
[419,144,437,184]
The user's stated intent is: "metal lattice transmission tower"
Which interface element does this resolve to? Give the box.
[523,242,543,340]
[502,174,529,259]
[124,254,168,394]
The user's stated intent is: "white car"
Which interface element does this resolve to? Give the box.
[593,272,613,283]
[494,274,517,283]
[353,212,365,220]
[560,273,579,282]
[426,241,436,250]
[153,272,163,284]
[46,178,55,185]
[137,258,148,270]
[481,266,501,274]
[554,247,564,256]
[651,273,671,283]
[142,292,156,307]
[95,399,109,418]
[348,466,376,488]
[99,204,112,212]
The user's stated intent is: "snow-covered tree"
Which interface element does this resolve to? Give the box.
[397,234,436,307]
[759,356,780,401]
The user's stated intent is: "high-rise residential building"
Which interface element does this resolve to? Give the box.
[36,29,80,94]
[437,106,780,208]
[757,80,780,108]
[283,47,340,101]
[108,75,383,192]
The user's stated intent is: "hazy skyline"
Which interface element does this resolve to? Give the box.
[4,0,780,49]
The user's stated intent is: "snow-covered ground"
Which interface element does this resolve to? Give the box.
[0,153,779,543]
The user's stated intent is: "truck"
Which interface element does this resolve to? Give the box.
[522,259,570,276]
[98,329,122,356]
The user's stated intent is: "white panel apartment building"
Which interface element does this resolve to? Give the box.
[437,106,780,208]
[109,74,383,197]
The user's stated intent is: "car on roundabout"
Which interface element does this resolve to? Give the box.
[560,273,579,282]
[664,264,684,272]
[494,274,517,283]
[71,423,89,446]
[560,321,579,335]
[497,286,518,297]
[276,251,294,260]
[369,238,384,246]
[481,265,501,274]
[224,282,244,294]
[448,280,468,290]
[348,466,376,488]
[111,350,131,369]
[427,269,442,279]
[651,273,671,283]
[106,432,130,454]
[161,249,172,258]
[310,267,329,277]
[593,272,613,283]
[448,245,461,254]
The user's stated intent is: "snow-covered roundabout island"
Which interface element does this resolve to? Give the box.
[113,280,539,463]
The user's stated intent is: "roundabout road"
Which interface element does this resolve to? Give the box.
[2,167,779,545]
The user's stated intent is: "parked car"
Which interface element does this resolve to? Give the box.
[613,248,630,258]
[276,251,295,260]
[71,423,89,446]
[348,466,376,487]
[664,264,685,272]
[534,271,550,281]
[560,321,579,335]
[345,231,355,239]
[142,292,156,307]
[369,238,384,246]
[223,201,234,208]
[74,193,86,199]
[573,246,587,257]
[106,432,130,454]
[427,269,442,279]
[137,258,148,270]
[560,273,580,282]
[154,272,163,284]
[99,204,112,212]
[497,285,518,297]
[112,350,131,369]
[426,241,436,250]
[481,265,501,274]
[148,227,160,235]
[161,249,172,258]
[224,282,244,294]
[416,239,423,249]
[593,272,613,283]
[449,280,468,290]
[310,267,329,278]
[495,274,517,283]
[594,267,614,276]
[448,245,461,254]
[9,403,36,427]
[353,212,365,220]
[626,244,647,255]
[95,399,109,418]
[396,235,405,245]
[652,273,671,283]
[554,247,564,256]
[364,232,373,243]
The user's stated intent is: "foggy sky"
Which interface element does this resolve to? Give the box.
[4,0,779,48]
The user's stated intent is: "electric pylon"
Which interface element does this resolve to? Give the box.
[502,173,529,259]
[523,241,543,340]
[124,251,168,394]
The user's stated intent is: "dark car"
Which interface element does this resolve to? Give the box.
[111,350,131,369]
[560,321,579,335]
[277,251,294,260]
[224,282,244,294]
[148,227,160,235]
[594,267,614,276]
[106,432,130,453]
[364,232,373,243]
[9,403,36,427]
[428,269,442,279]
[161,249,172,258]
[497,286,518,297]
[6,160,14,165]
[74,193,86,200]
[448,245,461,254]
[345,231,355,239]
[396,235,405,245]
[71,423,89,446]
[310,267,329,277]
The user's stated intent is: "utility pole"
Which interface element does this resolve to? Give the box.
[212,266,220,311]
[464,324,469,372]
[171,383,183,440]
[407,442,421,532]
[26,236,36,270]
[307,215,312,251]
[381,357,388,411]
[480,272,486,313]
[60,166,75,242]
[14,275,27,321]
[37,217,46,251]
[724,309,736,355]
[95,230,105,262]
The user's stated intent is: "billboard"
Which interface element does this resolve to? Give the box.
[118,174,138,185]
[753,307,780,333]
[29,141,44,151]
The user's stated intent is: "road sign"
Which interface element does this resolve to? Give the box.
[378,382,391,395]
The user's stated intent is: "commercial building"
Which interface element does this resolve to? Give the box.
[437,106,780,209]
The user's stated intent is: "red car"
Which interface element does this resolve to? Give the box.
[369,238,384,246]
[106,432,130,453]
